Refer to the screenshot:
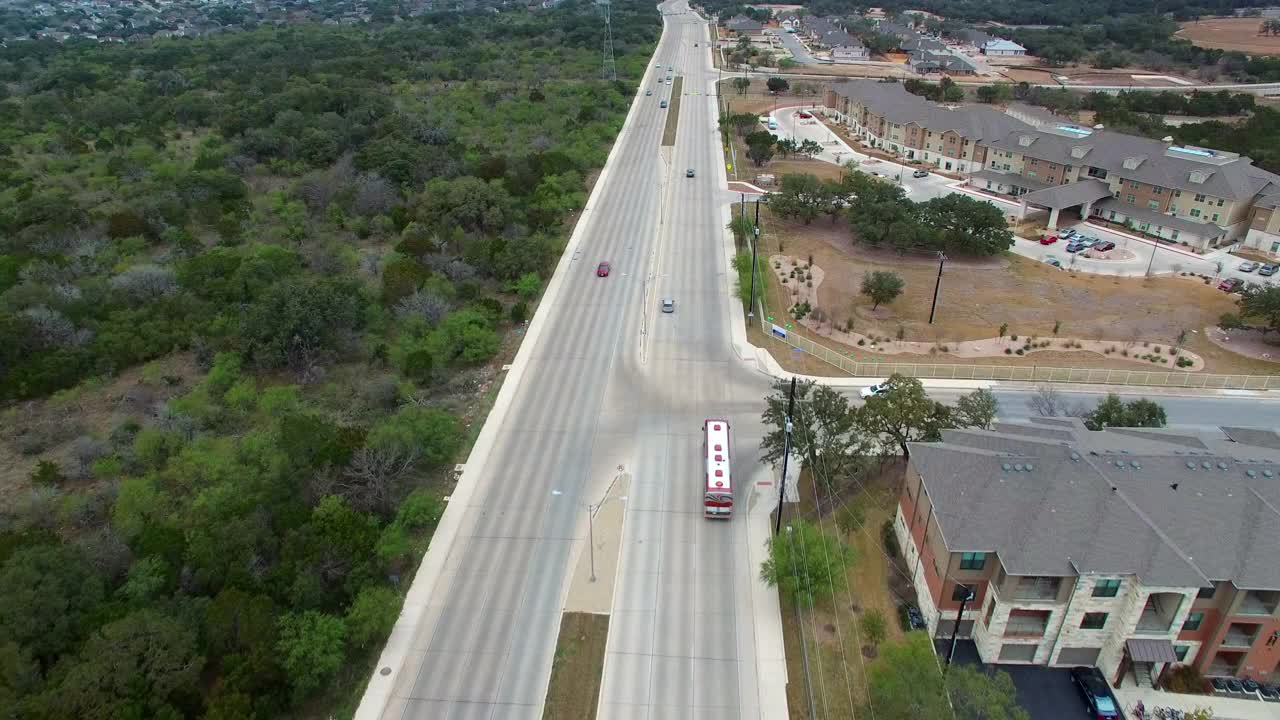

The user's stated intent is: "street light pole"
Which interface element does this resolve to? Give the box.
[1145,238,1158,277]
[928,251,946,324]
[587,494,628,582]
[749,199,761,318]
[774,377,797,536]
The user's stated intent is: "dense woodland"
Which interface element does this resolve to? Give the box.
[0,1,658,717]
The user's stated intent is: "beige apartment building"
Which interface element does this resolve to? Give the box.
[823,80,1280,253]
[895,420,1280,688]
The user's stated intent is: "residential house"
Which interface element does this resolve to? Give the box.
[818,29,868,61]
[954,28,992,48]
[1245,193,1280,256]
[982,38,1027,57]
[909,49,976,75]
[897,420,1280,687]
[723,15,766,41]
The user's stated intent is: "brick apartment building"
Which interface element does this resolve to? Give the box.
[823,80,1280,253]
[895,419,1280,689]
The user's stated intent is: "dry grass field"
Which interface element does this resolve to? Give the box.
[1177,17,1280,55]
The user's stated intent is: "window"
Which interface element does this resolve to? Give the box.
[1183,612,1204,631]
[1172,230,1180,240]
[1126,194,1136,204]
[1154,186,1164,195]
[1191,209,1201,218]
[1029,171,1037,179]
[1003,164,1011,171]
[1030,158,1038,167]
[952,583,975,602]
[1148,200,1160,210]
[960,552,986,570]
[1093,579,1122,597]
[1169,204,1179,214]
[1174,190,1181,197]
[1049,163,1057,170]
[1216,198,1224,207]
[1080,612,1108,630]
[1129,180,1140,189]
[1194,193,1206,202]
[1175,645,1190,661]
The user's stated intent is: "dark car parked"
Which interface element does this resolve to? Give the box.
[1070,667,1120,719]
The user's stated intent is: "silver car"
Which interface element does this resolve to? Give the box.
[1239,261,1259,273]
[662,298,675,313]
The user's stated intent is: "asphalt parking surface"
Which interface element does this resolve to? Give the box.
[938,640,1099,720]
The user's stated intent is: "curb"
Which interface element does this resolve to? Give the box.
[352,28,668,720]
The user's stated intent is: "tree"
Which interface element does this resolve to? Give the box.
[732,76,751,94]
[856,375,955,456]
[836,502,866,535]
[946,665,1030,720]
[1239,285,1280,332]
[954,389,999,430]
[1083,394,1167,430]
[745,130,776,166]
[760,380,873,494]
[868,632,951,720]
[943,84,966,102]
[276,611,347,701]
[861,608,888,652]
[1026,385,1085,418]
[769,173,828,225]
[0,543,104,665]
[766,76,790,94]
[916,194,1015,256]
[345,585,401,650]
[760,519,855,606]
[56,609,202,719]
[242,277,366,370]
[860,271,905,310]
[798,139,823,159]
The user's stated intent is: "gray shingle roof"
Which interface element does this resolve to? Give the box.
[831,80,1030,141]
[1022,179,1114,210]
[1094,198,1225,238]
[910,424,1280,590]
[1222,427,1280,450]
[986,128,1280,201]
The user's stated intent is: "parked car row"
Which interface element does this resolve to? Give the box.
[1240,260,1278,276]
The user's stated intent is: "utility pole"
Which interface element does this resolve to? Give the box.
[749,199,760,318]
[774,377,797,536]
[928,251,946,324]
[945,586,976,671]
[1144,238,1158,277]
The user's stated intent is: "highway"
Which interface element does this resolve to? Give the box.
[359,4,1280,719]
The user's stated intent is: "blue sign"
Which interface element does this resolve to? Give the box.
[771,324,787,339]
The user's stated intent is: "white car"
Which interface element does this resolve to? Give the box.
[860,382,892,399]
[1239,261,1259,273]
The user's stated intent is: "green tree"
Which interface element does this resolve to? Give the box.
[367,404,463,471]
[745,130,776,167]
[346,585,401,649]
[1083,394,1167,430]
[760,380,873,493]
[1239,285,1280,332]
[916,194,1015,256]
[861,608,888,650]
[415,176,512,235]
[760,519,855,606]
[856,375,956,456]
[943,84,966,102]
[56,609,202,718]
[946,665,1031,720]
[860,270,905,310]
[836,502,866,535]
[766,76,790,93]
[769,173,828,225]
[0,543,104,665]
[276,610,347,701]
[954,389,999,430]
[868,632,951,720]
[732,76,751,94]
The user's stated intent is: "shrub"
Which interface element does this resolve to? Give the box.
[1004,348,1012,354]
[881,519,899,559]
[1153,346,1161,353]
[31,460,67,486]
[1163,664,1208,695]
[1015,348,1024,355]
[510,301,528,324]
[1122,349,1129,357]
[857,338,866,346]
[1011,334,1018,341]
[896,325,905,340]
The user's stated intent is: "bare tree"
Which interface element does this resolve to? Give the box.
[395,289,450,325]
[21,306,93,348]
[351,173,397,216]
[110,264,179,301]
[1027,385,1086,418]
[331,443,421,515]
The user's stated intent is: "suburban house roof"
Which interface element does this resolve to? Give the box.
[982,38,1026,52]
[955,28,992,46]
[830,80,1029,141]
[724,15,764,32]
[1021,179,1114,210]
[910,421,1280,590]
[986,127,1280,201]
[970,168,1053,192]
[1255,192,1280,210]
[820,29,863,49]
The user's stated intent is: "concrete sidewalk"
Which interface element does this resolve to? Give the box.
[1115,686,1280,720]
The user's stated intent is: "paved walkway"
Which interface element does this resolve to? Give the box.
[1115,686,1280,720]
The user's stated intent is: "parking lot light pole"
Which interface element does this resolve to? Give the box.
[588,495,628,582]
[928,252,946,324]
[1144,238,1159,277]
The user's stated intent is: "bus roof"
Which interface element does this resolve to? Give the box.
[705,419,731,493]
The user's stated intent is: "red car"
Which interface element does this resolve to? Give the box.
[1219,277,1242,292]
[797,111,812,119]
[1039,236,1058,245]
[597,261,611,277]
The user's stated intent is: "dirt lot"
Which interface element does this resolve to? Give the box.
[780,462,911,720]
[753,209,1280,375]
[1177,17,1280,55]
[997,64,1199,87]
[543,612,609,720]
[720,89,825,118]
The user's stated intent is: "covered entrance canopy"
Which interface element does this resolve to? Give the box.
[1018,179,1114,231]
[1125,638,1177,664]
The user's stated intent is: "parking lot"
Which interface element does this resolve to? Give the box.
[938,640,1107,720]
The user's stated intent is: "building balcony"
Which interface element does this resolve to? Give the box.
[1004,609,1051,639]
[1236,590,1279,617]
[1003,625,1047,639]
[1135,612,1175,634]
[1221,624,1260,649]
[1134,592,1183,635]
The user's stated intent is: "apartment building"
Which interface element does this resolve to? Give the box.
[896,420,1280,688]
[824,80,1028,174]
[823,80,1280,251]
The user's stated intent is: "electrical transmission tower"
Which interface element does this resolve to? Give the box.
[597,0,616,82]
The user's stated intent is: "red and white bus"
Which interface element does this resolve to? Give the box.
[703,419,733,519]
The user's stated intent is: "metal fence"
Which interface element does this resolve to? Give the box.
[755,314,1280,390]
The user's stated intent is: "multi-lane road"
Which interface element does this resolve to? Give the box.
[359,5,1280,720]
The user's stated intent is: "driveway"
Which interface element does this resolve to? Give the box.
[937,640,1099,720]
[771,29,816,64]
